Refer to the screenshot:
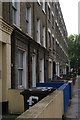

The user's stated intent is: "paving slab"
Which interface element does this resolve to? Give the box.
[65,76,80,119]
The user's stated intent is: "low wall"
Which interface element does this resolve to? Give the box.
[8,89,24,114]
[16,90,63,119]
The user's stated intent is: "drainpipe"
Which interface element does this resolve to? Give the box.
[28,42,30,88]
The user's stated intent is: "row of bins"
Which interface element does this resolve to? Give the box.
[20,87,56,111]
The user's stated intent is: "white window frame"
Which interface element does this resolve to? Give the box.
[18,49,27,89]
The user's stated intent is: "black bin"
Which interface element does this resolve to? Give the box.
[20,87,56,111]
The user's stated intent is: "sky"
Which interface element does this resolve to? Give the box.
[59,0,79,36]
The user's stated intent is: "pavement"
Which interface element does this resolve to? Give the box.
[65,75,80,119]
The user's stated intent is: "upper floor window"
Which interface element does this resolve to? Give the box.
[52,36,54,49]
[12,1,20,27]
[48,32,51,48]
[12,0,17,24]
[37,19,40,44]
[48,6,50,20]
[42,0,45,13]
[26,6,31,35]
[52,14,54,28]
[42,26,46,48]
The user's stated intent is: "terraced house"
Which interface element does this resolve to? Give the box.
[55,2,68,77]
[0,1,68,114]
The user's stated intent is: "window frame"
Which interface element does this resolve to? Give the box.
[12,1,17,24]
[18,49,24,87]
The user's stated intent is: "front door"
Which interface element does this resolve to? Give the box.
[32,55,36,87]
[39,59,44,83]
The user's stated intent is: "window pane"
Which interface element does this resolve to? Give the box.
[18,50,23,68]
[26,7,29,21]
[26,21,29,33]
[48,7,50,20]
[12,9,16,24]
[52,37,54,46]
[52,15,54,27]
[43,27,45,47]
[48,32,51,48]
[18,70,22,85]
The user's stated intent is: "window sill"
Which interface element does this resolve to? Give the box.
[26,33,33,39]
[37,1,41,6]
[13,23,22,31]
[43,46,46,49]
[42,9,46,15]
[37,41,41,45]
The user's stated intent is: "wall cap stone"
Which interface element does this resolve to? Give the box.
[16,90,62,119]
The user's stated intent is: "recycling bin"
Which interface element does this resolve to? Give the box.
[20,87,56,111]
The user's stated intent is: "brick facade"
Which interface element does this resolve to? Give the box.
[1,1,68,88]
